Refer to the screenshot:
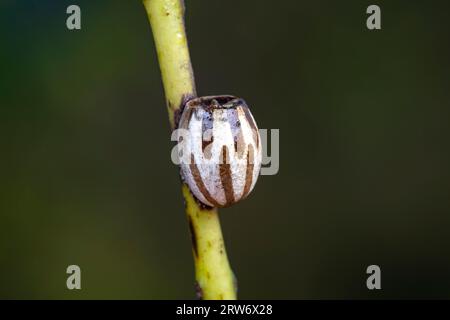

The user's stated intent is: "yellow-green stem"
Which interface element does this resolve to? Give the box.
[143,0,237,300]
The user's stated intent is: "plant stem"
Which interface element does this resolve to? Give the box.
[143,0,237,300]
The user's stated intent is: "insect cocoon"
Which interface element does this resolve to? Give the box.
[177,95,262,207]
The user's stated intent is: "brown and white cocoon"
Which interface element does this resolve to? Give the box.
[177,95,262,208]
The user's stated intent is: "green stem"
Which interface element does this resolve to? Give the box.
[143,0,237,300]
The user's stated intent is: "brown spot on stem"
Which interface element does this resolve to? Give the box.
[194,282,203,300]
[188,216,198,258]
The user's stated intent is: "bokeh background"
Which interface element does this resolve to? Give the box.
[1,0,450,299]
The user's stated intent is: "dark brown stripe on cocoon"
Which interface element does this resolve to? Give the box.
[219,146,235,205]
[241,144,255,200]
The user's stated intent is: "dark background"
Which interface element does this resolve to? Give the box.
[1,0,449,299]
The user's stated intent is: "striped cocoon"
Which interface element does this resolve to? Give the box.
[177,95,262,208]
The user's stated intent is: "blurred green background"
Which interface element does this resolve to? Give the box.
[1,0,450,299]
